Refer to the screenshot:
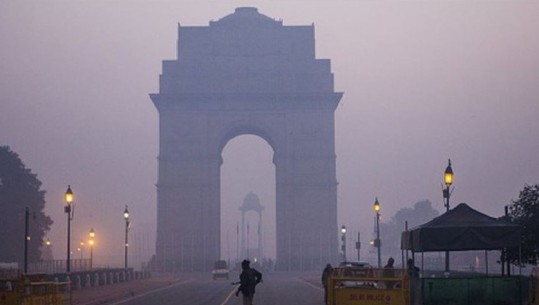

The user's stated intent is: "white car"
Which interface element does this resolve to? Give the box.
[212,260,229,280]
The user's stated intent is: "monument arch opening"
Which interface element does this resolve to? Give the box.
[220,135,276,267]
[151,7,342,271]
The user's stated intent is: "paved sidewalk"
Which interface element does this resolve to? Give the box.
[72,274,184,305]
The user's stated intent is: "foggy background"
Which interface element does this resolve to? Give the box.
[1,0,538,269]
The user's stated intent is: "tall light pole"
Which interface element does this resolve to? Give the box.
[65,185,74,273]
[89,228,95,269]
[373,197,381,268]
[443,159,454,211]
[123,205,130,271]
[356,232,361,261]
[443,159,454,272]
[24,207,30,274]
[79,241,84,259]
[340,225,347,262]
[43,238,52,273]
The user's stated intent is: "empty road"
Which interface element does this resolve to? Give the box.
[112,272,324,305]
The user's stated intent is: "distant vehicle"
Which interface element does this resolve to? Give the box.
[338,261,371,268]
[212,260,229,280]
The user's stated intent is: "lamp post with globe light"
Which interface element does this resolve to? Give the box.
[123,206,130,271]
[341,225,347,262]
[443,159,454,211]
[24,207,30,273]
[89,228,95,269]
[373,198,381,268]
[79,241,84,259]
[443,159,454,273]
[64,186,74,273]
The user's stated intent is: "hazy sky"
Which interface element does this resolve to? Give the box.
[1,0,538,267]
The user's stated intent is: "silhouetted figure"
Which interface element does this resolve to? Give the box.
[235,260,262,305]
[407,258,419,277]
[383,257,395,289]
[321,263,332,304]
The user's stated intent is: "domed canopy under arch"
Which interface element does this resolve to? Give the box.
[239,192,264,213]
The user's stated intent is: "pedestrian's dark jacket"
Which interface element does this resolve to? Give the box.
[238,267,262,296]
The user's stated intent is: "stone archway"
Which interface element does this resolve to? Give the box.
[150,7,342,271]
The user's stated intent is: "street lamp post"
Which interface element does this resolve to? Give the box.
[443,159,454,273]
[64,186,74,273]
[123,206,130,272]
[43,238,52,273]
[341,225,347,262]
[356,232,361,261]
[79,241,84,259]
[89,228,95,269]
[373,197,381,268]
[24,207,30,274]
[443,159,454,211]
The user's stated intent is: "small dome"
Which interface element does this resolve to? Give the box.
[211,7,281,27]
[235,7,258,14]
[239,192,264,212]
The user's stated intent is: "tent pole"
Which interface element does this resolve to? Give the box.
[502,248,505,276]
[405,221,409,263]
[421,252,424,278]
[485,250,488,276]
[403,221,408,269]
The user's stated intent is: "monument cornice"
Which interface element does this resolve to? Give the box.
[150,92,343,111]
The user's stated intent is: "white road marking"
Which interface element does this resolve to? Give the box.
[300,278,323,291]
[220,285,239,305]
[109,278,194,305]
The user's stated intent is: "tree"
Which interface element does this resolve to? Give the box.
[0,145,53,265]
[505,184,539,266]
[378,200,439,259]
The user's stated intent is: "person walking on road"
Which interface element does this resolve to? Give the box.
[321,263,332,304]
[235,259,262,305]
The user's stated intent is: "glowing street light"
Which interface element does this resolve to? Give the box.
[64,185,74,273]
[24,207,31,274]
[89,228,95,269]
[373,197,381,268]
[443,159,454,211]
[341,225,347,261]
[79,241,84,259]
[123,205,130,271]
[442,159,455,273]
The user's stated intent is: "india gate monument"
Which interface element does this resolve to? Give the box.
[150,7,343,271]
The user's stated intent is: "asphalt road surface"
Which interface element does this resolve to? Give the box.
[111,272,324,305]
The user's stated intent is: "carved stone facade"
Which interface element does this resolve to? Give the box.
[150,7,343,271]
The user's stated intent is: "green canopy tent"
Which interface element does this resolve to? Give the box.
[401,203,521,273]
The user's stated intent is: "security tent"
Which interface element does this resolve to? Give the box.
[401,203,521,252]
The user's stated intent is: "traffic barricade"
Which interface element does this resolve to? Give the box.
[1,270,70,305]
[327,266,410,305]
